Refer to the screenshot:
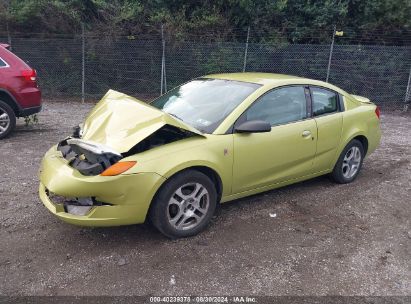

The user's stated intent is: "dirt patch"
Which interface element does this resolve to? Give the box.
[0,100,410,296]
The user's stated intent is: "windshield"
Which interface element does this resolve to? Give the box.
[150,78,261,133]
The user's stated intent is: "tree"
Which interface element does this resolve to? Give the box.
[0,0,409,44]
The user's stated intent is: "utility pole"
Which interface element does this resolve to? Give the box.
[243,26,250,72]
[326,25,336,83]
[404,64,411,112]
[160,24,167,95]
[81,23,85,103]
[6,21,12,51]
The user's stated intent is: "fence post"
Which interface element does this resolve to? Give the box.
[163,36,167,93]
[81,23,85,103]
[6,21,12,51]
[326,25,336,83]
[243,26,250,72]
[404,63,411,112]
[160,24,167,95]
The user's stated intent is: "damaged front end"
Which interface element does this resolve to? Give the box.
[54,89,205,176]
[46,190,112,216]
[57,138,123,176]
[39,89,205,225]
[58,124,198,176]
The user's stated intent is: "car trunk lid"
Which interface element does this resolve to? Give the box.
[352,94,373,104]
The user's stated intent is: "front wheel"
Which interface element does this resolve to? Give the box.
[149,170,217,238]
[331,139,365,184]
[0,100,16,140]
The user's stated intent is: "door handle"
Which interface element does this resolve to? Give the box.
[302,130,311,137]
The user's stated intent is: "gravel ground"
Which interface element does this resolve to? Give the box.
[0,100,410,296]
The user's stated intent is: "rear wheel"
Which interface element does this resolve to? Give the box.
[150,170,217,238]
[0,100,16,140]
[331,139,364,184]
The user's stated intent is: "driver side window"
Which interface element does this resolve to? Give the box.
[246,86,307,126]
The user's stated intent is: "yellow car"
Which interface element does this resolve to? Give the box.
[39,73,381,238]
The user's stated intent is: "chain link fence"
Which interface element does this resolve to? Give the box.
[1,29,410,110]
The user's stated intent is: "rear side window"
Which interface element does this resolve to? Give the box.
[311,87,338,116]
[0,57,7,67]
[246,86,307,126]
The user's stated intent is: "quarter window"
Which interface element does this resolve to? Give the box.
[311,87,338,116]
[0,58,7,67]
[245,86,307,126]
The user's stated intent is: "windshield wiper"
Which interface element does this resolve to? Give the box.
[166,112,207,133]
[167,112,184,121]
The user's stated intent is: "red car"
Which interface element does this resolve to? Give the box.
[0,43,42,139]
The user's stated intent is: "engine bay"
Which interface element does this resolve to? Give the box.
[57,125,195,176]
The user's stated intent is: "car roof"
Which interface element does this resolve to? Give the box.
[203,72,349,96]
[204,72,306,85]
[0,43,31,69]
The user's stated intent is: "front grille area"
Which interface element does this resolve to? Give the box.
[45,188,111,216]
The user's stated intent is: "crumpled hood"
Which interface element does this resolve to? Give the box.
[82,90,204,153]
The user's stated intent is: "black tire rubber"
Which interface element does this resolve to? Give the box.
[149,169,217,239]
[0,100,16,140]
[331,139,364,184]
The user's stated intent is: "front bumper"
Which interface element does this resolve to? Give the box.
[39,147,166,227]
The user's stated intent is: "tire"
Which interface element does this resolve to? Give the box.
[331,139,365,184]
[0,100,16,140]
[149,170,217,239]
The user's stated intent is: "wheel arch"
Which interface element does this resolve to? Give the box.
[332,131,369,169]
[343,132,369,155]
[153,164,224,205]
[0,89,20,115]
[146,164,224,224]
[352,135,368,155]
[186,166,223,203]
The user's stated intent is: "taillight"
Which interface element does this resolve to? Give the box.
[21,69,37,81]
[375,106,381,119]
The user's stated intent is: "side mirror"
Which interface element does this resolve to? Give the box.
[235,120,271,133]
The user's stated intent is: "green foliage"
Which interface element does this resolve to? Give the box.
[24,114,39,126]
[0,0,410,43]
[3,0,98,33]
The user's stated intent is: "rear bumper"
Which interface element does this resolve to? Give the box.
[0,87,42,116]
[14,87,42,110]
[18,105,42,117]
[366,124,381,156]
[39,146,166,226]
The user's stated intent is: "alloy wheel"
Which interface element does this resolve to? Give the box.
[167,182,210,231]
[342,146,362,179]
[0,108,10,135]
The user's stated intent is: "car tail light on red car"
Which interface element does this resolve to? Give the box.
[21,69,37,81]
